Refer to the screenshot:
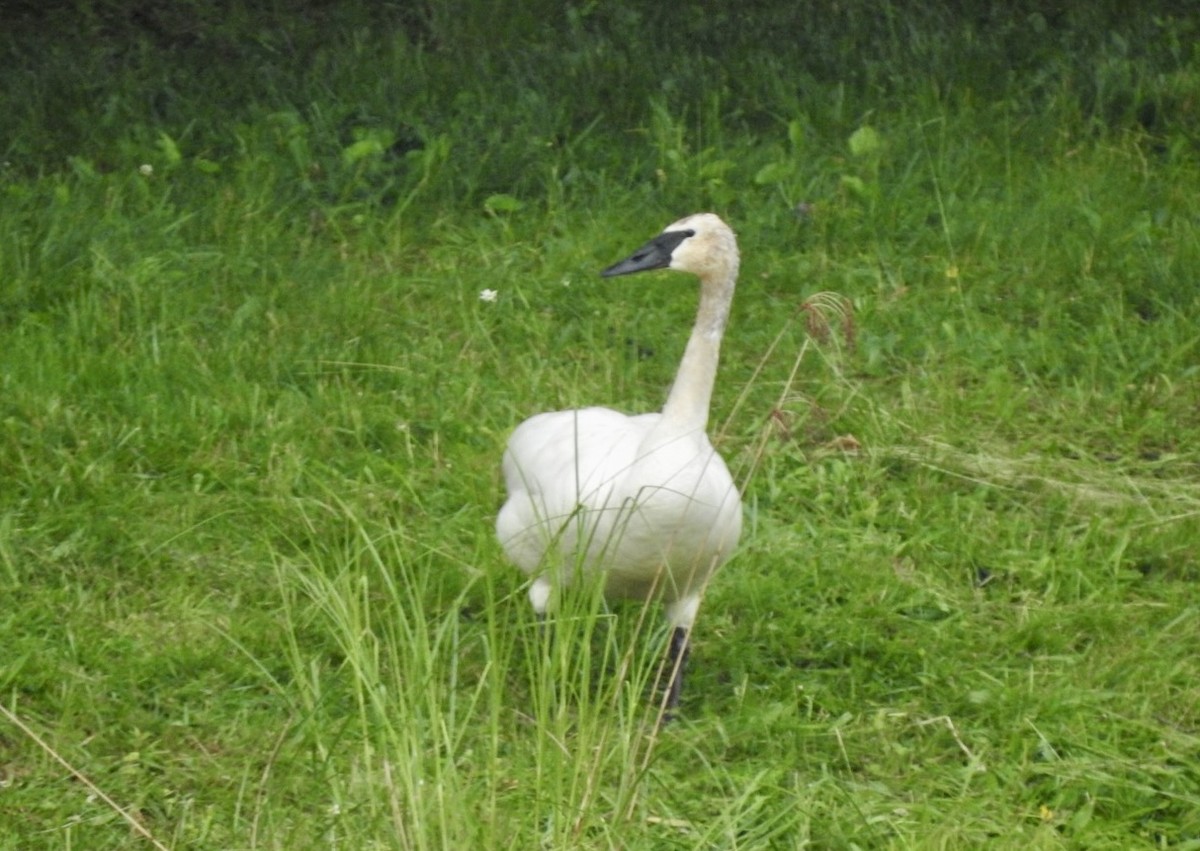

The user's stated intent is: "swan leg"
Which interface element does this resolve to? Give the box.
[528,577,553,616]
[661,595,700,720]
[664,625,690,716]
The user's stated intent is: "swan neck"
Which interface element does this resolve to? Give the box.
[661,265,737,432]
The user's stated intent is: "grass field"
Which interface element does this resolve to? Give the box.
[2,2,1199,848]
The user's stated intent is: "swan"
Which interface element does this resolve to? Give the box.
[496,213,743,713]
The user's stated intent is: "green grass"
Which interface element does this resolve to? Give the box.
[2,2,1199,848]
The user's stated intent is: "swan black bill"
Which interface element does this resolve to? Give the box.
[601,229,695,277]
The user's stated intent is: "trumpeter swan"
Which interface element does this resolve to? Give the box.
[496,213,743,713]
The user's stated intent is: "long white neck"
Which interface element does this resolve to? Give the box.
[660,263,738,433]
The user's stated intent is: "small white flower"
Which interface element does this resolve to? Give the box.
[479,289,499,303]
[138,163,154,176]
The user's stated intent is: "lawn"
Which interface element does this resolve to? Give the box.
[2,2,1198,848]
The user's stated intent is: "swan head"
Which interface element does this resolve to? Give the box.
[601,213,739,284]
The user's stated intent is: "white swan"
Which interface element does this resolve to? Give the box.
[496,213,743,712]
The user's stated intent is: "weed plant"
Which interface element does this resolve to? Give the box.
[1,1,1199,848]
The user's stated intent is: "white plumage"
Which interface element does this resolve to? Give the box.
[496,213,743,712]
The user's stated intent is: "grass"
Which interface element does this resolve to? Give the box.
[2,1,1199,847]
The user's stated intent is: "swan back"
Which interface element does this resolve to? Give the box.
[498,405,741,604]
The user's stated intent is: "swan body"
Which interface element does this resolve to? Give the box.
[496,213,743,711]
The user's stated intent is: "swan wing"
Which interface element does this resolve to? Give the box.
[497,407,658,572]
